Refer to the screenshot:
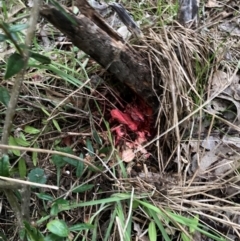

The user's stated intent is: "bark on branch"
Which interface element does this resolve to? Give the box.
[40,3,159,110]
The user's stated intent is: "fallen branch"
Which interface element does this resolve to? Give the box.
[40,3,160,110]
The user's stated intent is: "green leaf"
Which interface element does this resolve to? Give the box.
[0,230,7,241]
[24,221,45,241]
[148,221,157,241]
[189,215,199,234]
[147,207,171,241]
[41,107,50,116]
[69,223,94,231]
[99,146,112,155]
[4,53,25,79]
[18,158,27,178]
[132,200,139,209]
[19,228,26,241]
[15,137,30,147]
[30,51,51,64]
[28,168,47,187]
[181,232,191,241]
[0,155,10,177]
[24,125,40,134]
[76,155,84,178]
[50,203,59,217]
[0,87,10,107]
[0,33,8,42]
[54,199,69,205]
[93,129,102,145]
[9,23,29,32]
[51,154,65,168]
[86,138,94,156]
[32,143,38,166]
[52,147,74,168]
[47,220,69,238]
[9,136,21,156]
[72,184,94,193]
[28,63,82,87]
[52,119,61,132]
[44,234,65,241]
[36,193,54,201]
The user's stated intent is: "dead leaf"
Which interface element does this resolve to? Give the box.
[122,148,135,163]
[201,136,219,150]
[219,21,240,37]
[133,222,150,241]
[206,0,221,8]
[223,136,240,148]
[190,143,239,176]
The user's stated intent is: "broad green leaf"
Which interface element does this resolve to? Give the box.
[62,147,76,166]
[19,131,27,140]
[4,53,25,79]
[24,126,40,134]
[148,221,157,241]
[52,147,74,168]
[15,137,30,147]
[28,168,47,187]
[44,234,65,241]
[50,199,70,217]
[0,87,10,107]
[50,203,59,217]
[0,155,10,177]
[36,193,54,201]
[9,136,21,156]
[62,157,78,166]
[18,158,27,178]
[51,154,65,168]
[47,220,69,237]
[24,221,45,241]
[0,33,8,42]
[30,51,51,64]
[72,184,94,193]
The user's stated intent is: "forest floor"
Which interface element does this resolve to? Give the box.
[0,0,240,240]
